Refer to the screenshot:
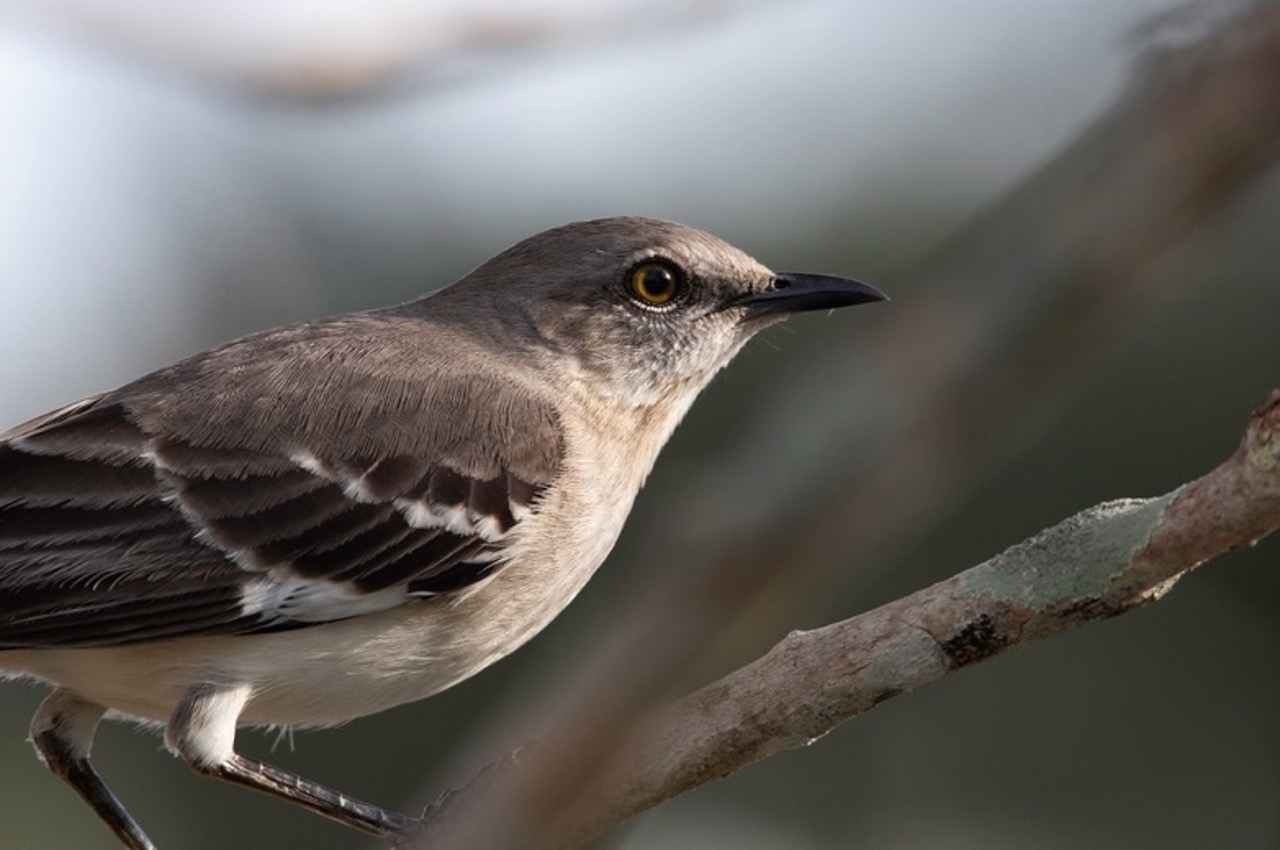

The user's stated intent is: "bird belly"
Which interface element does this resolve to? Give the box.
[1,599,509,728]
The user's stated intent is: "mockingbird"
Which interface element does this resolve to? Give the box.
[0,216,885,849]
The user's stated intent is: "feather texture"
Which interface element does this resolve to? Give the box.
[0,314,562,648]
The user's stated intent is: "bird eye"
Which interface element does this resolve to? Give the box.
[628,262,683,308]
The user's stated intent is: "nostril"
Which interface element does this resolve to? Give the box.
[772,276,792,290]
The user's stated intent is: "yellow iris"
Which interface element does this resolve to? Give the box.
[629,263,679,306]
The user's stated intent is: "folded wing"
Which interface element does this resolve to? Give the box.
[0,316,563,648]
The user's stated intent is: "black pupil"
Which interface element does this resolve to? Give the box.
[642,266,673,297]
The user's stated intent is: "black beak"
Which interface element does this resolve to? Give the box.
[733,273,888,320]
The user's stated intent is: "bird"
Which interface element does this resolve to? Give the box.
[0,216,885,849]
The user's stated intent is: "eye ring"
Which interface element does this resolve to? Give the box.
[627,261,685,309]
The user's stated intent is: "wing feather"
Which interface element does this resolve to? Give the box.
[0,313,563,648]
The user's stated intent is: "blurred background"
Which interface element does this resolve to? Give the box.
[2,0,1279,848]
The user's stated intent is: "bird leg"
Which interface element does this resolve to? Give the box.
[31,689,157,850]
[197,753,423,841]
[168,682,422,842]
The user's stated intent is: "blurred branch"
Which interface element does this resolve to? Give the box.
[404,2,1280,848]
[399,3,1280,848]
[517,389,1280,848]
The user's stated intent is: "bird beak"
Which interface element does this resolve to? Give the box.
[732,273,888,320]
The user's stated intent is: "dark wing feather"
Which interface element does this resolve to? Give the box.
[0,313,562,648]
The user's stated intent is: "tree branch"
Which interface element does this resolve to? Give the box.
[583,391,1280,837]
[415,390,1280,849]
